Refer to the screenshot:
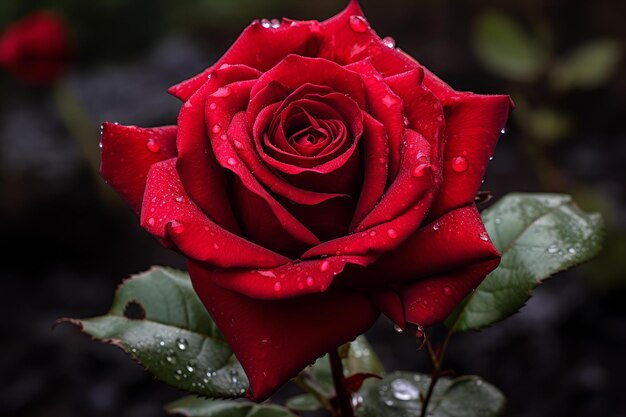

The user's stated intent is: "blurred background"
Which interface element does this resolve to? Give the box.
[0,0,624,416]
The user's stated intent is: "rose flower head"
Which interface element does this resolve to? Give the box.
[100,0,513,401]
[0,11,72,86]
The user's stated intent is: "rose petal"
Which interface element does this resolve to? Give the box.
[141,159,288,268]
[189,259,379,401]
[401,258,500,326]
[168,19,319,101]
[176,65,261,232]
[100,122,177,212]
[210,254,376,300]
[429,93,513,218]
[361,205,500,285]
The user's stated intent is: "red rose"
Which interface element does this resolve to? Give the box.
[100,0,512,400]
[0,11,71,85]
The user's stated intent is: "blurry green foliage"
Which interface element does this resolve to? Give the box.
[550,40,622,91]
[473,11,550,82]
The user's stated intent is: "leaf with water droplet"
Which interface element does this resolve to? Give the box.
[59,267,249,398]
[447,193,603,332]
[357,372,505,417]
[285,394,323,412]
[165,397,297,417]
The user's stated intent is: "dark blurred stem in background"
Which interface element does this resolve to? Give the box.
[52,82,120,209]
[329,349,354,417]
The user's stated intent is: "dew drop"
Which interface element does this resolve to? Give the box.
[501,127,507,135]
[319,260,330,272]
[165,354,175,364]
[306,276,315,287]
[273,281,282,292]
[260,18,271,28]
[220,134,228,141]
[568,247,577,254]
[412,164,428,177]
[349,15,369,33]
[170,220,185,234]
[495,217,502,225]
[270,18,281,28]
[175,195,184,203]
[186,361,195,373]
[451,156,468,172]
[233,140,243,149]
[147,217,155,227]
[387,228,398,239]
[443,286,453,296]
[213,87,231,97]
[176,337,188,351]
[209,102,217,110]
[390,378,420,400]
[212,124,222,134]
[227,157,237,166]
[393,324,404,333]
[479,231,489,241]
[146,138,160,153]
[369,230,377,237]
[382,36,396,48]
[432,223,440,231]
[547,245,559,254]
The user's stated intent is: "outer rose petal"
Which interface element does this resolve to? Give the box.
[100,122,177,212]
[168,19,318,101]
[141,158,288,269]
[189,260,379,401]
[401,258,500,326]
[429,93,513,218]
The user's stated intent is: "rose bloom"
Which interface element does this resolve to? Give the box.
[101,1,512,400]
[0,11,71,85]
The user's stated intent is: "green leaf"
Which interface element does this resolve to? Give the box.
[310,335,384,391]
[473,11,550,82]
[527,106,572,144]
[450,193,603,332]
[550,39,622,91]
[165,397,297,417]
[357,372,505,417]
[285,394,322,412]
[61,267,248,398]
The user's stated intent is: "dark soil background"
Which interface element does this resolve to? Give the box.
[1,1,625,416]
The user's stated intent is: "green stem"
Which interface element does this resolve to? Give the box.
[293,375,334,413]
[420,328,455,417]
[329,349,354,417]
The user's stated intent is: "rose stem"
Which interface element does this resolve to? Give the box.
[292,374,334,413]
[329,348,355,417]
[420,323,458,417]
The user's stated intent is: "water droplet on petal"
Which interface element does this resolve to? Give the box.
[209,102,217,110]
[260,18,271,28]
[270,18,281,28]
[213,87,231,97]
[501,127,507,135]
[212,124,222,134]
[176,337,188,351]
[175,195,184,203]
[387,228,398,239]
[369,230,377,237]
[220,134,228,141]
[393,324,404,333]
[227,157,237,166]
[391,378,420,400]
[306,276,315,287]
[443,286,453,296]
[146,138,160,153]
[412,164,428,177]
[479,231,489,241]
[171,220,185,234]
[319,260,330,272]
[147,217,155,227]
[432,223,440,231]
[273,281,282,292]
[382,36,396,48]
[349,15,369,33]
[451,156,468,172]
